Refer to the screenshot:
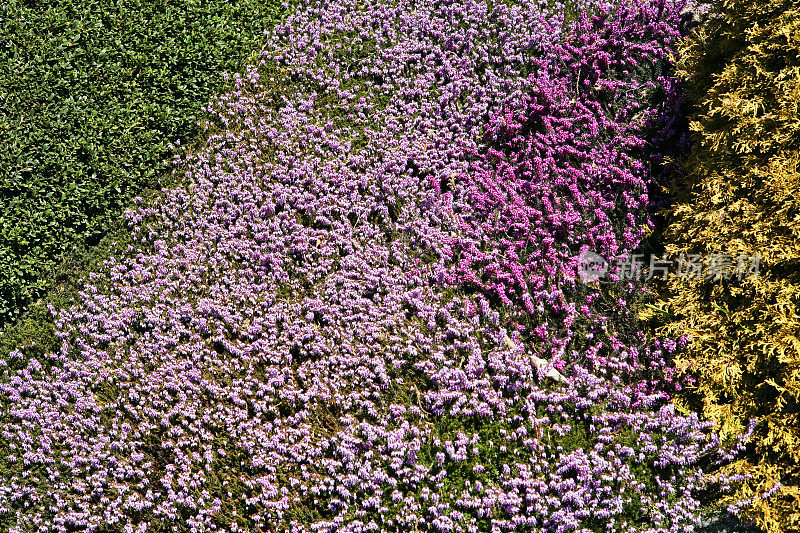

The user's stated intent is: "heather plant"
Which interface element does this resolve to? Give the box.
[440,0,695,361]
[646,0,800,530]
[0,0,739,531]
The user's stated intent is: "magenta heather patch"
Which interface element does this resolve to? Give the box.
[439,0,692,351]
[0,1,743,532]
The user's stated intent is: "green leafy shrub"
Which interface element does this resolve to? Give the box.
[0,0,293,328]
[648,1,800,530]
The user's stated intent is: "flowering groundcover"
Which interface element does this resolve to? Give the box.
[0,0,748,531]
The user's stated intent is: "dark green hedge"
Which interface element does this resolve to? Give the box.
[0,0,291,327]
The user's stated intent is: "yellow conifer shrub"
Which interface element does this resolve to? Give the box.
[649,1,800,531]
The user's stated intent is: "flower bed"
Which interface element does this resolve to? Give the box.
[0,1,743,531]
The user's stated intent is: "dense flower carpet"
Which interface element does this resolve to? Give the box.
[3,0,796,531]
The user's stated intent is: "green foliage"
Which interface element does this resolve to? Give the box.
[648,1,800,530]
[0,0,294,328]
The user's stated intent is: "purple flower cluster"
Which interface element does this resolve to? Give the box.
[436,0,696,366]
[0,0,737,531]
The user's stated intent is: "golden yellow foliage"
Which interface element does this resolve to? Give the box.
[651,1,800,530]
